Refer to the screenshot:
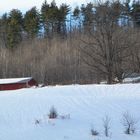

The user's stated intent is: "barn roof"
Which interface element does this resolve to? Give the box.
[0,77,33,84]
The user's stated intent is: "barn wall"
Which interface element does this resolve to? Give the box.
[28,79,38,87]
[0,83,26,90]
[0,78,38,90]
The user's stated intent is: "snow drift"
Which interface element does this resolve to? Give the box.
[0,84,140,140]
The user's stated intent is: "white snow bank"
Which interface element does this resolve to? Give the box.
[0,84,139,140]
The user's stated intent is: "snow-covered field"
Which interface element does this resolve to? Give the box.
[0,84,140,140]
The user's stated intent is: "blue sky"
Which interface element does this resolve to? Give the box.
[0,0,91,14]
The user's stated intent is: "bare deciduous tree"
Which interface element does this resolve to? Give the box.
[80,1,137,84]
[121,111,138,134]
[102,115,111,137]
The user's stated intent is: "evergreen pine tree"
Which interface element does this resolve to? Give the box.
[24,7,40,38]
[7,9,23,48]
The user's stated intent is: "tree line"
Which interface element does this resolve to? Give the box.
[0,0,140,84]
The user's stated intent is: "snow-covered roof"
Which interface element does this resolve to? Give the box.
[0,77,32,84]
[123,76,140,83]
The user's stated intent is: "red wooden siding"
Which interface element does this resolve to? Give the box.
[28,79,38,87]
[0,78,38,90]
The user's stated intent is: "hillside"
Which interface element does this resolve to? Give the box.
[0,84,140,140]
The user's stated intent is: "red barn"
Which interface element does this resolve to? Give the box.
[0,77,38,90]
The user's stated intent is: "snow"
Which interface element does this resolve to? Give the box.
[0,84,140,140]
[0,77,32,84]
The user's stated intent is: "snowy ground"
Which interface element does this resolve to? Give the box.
[0,84,140,140]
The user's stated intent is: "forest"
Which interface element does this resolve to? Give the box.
[0,0,140,84]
